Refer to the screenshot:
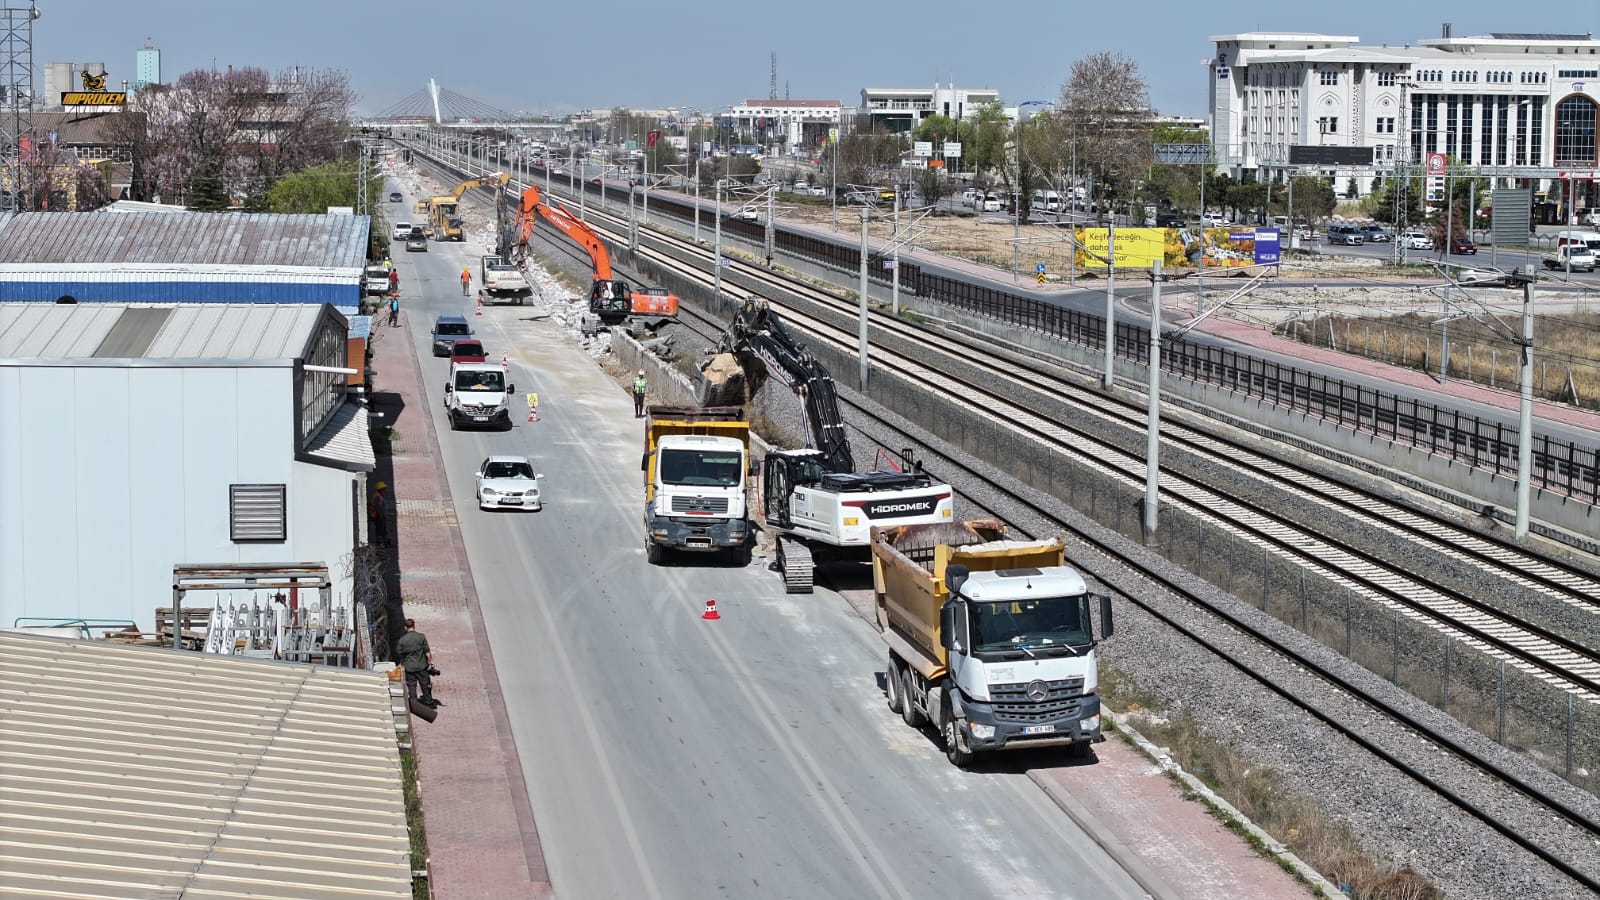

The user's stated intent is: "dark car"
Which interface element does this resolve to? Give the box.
[1448,236,1477,255]
[431,315,472,357]
[449,339,488,365]
[388,191,403,202]
[1154,213,1184,228]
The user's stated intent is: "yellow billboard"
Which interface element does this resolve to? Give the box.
[1073,227,1281,270]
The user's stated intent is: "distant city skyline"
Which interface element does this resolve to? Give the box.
[30,1,1581,118]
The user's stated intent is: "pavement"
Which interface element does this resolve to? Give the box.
[369,304,553,900]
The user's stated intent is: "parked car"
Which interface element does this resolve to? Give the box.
[388,192,403,203]
[1448,236,1477,255]
[475,455,543,511]
[431,315,473,357]
[1456,267,1514,287]
[1201,212,1228,227]
[392,222,413,242]
[1356,225,1391,242]
[449,340,488,365]
[1400,231,1434,250]
[363,265,391,295]
[1326,224,1365,246]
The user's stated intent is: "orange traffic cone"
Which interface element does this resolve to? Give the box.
[702,600,721,620]
[501,352,509,370]
[474,297,483,317]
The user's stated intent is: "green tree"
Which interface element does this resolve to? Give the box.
[186,159,231,211]
[1369,174,1423,226]
[1273,176,1336,224]
[913,114,958,144]
[265,160,382,214]
[960,102,1010,175]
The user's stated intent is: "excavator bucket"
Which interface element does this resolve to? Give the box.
[695,352,748,408]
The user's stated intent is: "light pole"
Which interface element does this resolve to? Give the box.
[1104,214,1117,389]
[713,179,724,300]
[1514,269,1536,538]
[1143,261,1164,538]
[858,209,870,389]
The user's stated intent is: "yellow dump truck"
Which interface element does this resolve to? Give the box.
[874,519,1114,767]
[642,405,752,564]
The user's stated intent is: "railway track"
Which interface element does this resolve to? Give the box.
[411,145,1600,893]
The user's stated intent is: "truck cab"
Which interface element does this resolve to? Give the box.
[1544,245,1597,272]
[481,255,533,304]
[444,363,514,431]
[642,406,751,563]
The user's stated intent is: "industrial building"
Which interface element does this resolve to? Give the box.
[1209,30,1600,199]
[0,302,374,633]
[0,211,370,311]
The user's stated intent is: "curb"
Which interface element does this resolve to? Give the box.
[1107,710,1345,900]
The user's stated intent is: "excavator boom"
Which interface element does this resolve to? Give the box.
[511,184,679,323]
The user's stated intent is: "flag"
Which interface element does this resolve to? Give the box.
[647,130,661,149]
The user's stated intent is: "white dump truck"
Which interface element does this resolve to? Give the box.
[875,519,1114,767]
[642,405,752,564]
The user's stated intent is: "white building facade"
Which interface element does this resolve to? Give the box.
[859,84,1002,133]
[723,99,841,154]
[1210,31,1600,200]
[0,303,373,632]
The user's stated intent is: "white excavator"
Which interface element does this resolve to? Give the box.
[699,299,955,593]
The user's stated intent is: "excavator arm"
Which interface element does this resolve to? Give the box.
[706,300,854,473]
[510,185,679,324]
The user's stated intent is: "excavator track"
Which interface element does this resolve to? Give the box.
[776,535,814,594]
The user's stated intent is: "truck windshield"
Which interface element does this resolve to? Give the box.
[659,449,741,487]
[454,370,505,392]
[969,596,1092,652]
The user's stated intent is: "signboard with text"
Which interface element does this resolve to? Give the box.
[62,91,126,107]
[1072,227,1282,270]
[914,141,933,158]
[942,142,962,159]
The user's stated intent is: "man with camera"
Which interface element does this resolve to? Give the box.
[397,618,442,709]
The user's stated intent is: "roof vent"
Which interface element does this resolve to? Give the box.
[996,568,1044,578]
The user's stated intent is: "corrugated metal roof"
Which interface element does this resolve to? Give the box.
[100,199,189,214]
[0,631,411,899]
[302,401,376,472]
[0,212,369,268]
[0,303,331,360]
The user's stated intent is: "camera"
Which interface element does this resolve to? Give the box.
[426,666,441,677]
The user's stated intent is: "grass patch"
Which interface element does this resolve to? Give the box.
[401,745,430,899]
[1100,666,1443,900]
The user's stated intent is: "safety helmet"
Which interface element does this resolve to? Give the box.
[637,369,645,377]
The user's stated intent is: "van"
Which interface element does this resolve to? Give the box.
[975,193,1001,212]
[1554,230,1600,252]
[1031,190,1062,212]
[1326,224,1365,246]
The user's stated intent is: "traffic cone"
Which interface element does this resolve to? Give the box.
[501,352,509,371]
[474,296,483,317]
[701,600,720,620]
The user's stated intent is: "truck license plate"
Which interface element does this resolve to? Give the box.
[473,416,488,422]
[1022,724,1056,735]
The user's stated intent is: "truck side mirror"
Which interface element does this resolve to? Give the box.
[944,564,969,598]
[444,383,453,393]
[641,452,650,472]
[507,383,516,393]
[1098,594,1115,640]
[939,601,962,653]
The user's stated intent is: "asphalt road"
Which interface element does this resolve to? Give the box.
[383,176,1150,899]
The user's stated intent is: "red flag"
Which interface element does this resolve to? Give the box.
[646,130,661,149]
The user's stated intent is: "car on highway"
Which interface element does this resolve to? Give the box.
[388,192,403,203]
[1400,230,1434,250]
[1357,225,1391,242]
[1448,236,1477,255]
[430,315,473,357]
[393,222,413,242]
[406,232,428,252]
[475,455,543,511]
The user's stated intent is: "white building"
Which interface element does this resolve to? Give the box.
[859,83,1002,133]
[724,99,841,153]
[1209,30,1600,199]
[0,302,374,632]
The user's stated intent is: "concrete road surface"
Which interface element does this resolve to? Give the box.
[384,176,1152,899]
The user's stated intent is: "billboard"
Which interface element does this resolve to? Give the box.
[1288,145,1374,166]
[1073,227,1282,269]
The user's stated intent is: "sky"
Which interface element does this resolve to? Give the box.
[33,2,1600,119]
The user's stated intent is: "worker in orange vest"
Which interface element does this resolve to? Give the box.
[460,266,472,296]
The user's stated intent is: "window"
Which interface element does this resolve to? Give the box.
[1320,70,1338,86]
[230,484,287,542]
[1378,71,1396,87]
[1558,69,1599,79]
[1555,95,1598,165]
[1317,116,1338,135]
[1376,117,1396,134]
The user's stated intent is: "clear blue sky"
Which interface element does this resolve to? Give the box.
[34,3,1591,118]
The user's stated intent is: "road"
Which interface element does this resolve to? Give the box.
[383,177,1151,899]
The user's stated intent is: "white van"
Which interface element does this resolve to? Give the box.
[1031,190,1062,212]
[975,193,1001,212]
[1554,230,1600,252]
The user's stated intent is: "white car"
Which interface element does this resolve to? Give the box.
[393,222,413,241]
[476,455,543,511]
[1400,231,1434,250]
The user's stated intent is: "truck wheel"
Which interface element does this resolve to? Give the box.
[900,668,924,729]
[942,695,974,768]
[1066,741,1094,760]
[646,541,664,565]
[884,657,904,714]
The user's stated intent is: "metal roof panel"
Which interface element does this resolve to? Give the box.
[0,212,369,269]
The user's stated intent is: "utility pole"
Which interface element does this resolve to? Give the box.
[891,188,901,313]
[1515,270,1536,538]
[858,210,870,389]
[713,179,724,300]
[764,184,775,266]
[1144,261,1163,538]
[1103,221,1117,389]
[1443,164,1454,382]
[693,160,701,245]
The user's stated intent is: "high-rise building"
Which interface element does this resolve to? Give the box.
[134,43,159,91]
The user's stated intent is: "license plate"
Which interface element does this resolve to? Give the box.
[498,499,520,506]
[1022,724,1056,735]
[473,416,488,422]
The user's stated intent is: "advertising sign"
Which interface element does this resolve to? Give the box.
[914,141,933,158]
[62,91,126,107]
[1425,152,1447,175]
[1073,227,1283,270]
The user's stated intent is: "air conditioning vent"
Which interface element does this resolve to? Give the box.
[230,484,287,542]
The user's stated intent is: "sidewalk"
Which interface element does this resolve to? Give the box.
[371,313,553,900]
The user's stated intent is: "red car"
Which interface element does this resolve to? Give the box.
[449,340,487,365]
[1448,236,1477,255]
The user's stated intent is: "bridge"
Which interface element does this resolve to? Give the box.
[363,79,566,136]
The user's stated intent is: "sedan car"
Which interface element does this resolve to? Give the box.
[1357,225,1391,243]
[405,233,428,252]
[476,456,543,511]
[393,222,413,242]
[388,192,403,202]
[1448,236,1477,255]
[1400,231,1434,250]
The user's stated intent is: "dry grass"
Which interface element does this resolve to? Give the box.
[1100,667,1444,900]
[402,746,430,899]
[1280,310,1600,411]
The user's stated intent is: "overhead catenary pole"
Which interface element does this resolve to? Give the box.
[858,210,870,389]
[1144,260,1163,538]
[714,179,724,300]
[891,188,901,314]
[1515,273,1535,538]
[1103,221,1117,389]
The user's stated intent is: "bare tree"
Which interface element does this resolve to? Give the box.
[1057,52,1155,208]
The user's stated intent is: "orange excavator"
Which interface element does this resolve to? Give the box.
[509,185,679,326]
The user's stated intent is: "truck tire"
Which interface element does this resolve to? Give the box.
[942,693,975,768]
[646,540,665,565]
[900,668,924,729]
[884,656,904,714]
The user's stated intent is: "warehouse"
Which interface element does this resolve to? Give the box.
[0,210,370,311]
[0,302,374,631]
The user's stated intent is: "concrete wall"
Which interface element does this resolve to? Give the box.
[0,363,360,630]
